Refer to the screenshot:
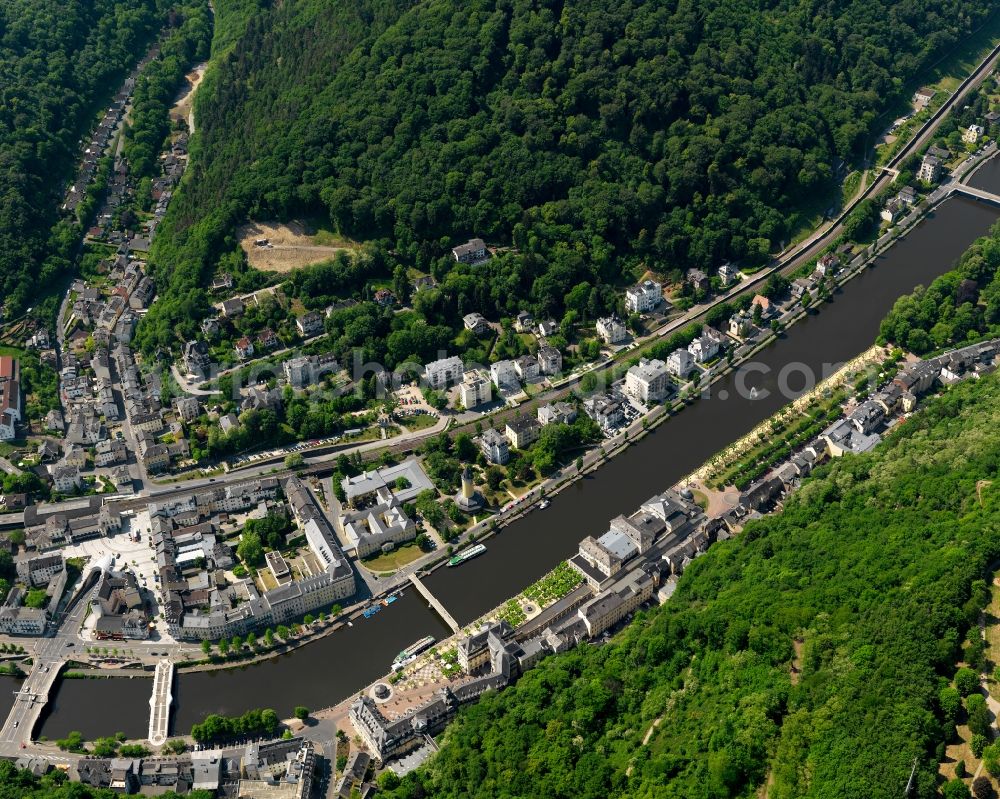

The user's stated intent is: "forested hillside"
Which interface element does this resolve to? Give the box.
[139,0,996,350]
[880,219,1000,354]
[380,373,1000,799]
[0,0,166,314]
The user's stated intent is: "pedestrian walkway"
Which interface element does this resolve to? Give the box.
[147,659,173,746]
[408,575,460,634]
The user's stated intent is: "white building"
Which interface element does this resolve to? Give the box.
[596,316,627,345]
[666,348,693,378]
[717,263,740,286]
[479,428,509,464]
[283,354,340,389]
[917,154,941,183]
[625,358,670,404]
[51,464,82,493]
[452,238,488,264]
[459,370,492,409]
[490,359,519,389]
[625,280,662,313]
[463,313,490,335]
[688,334,719,363]
[424,355,464,390]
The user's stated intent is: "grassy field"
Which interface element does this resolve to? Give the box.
[923,12,1000,95]
[361,541,425,573]
[398,413,438,432]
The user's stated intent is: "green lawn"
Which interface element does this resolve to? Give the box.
[361,541,426,573]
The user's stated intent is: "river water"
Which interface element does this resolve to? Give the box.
[38,193,1000,741]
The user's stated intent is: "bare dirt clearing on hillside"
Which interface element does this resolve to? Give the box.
[170,63,207,132]
[238,220,361,273]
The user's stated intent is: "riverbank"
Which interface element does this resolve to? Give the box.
[34,189,1000,744]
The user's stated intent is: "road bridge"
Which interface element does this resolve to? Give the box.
[951,183,1000,206]
[408,575,460,634]
[0,657,63,746]
[148,659,173,746]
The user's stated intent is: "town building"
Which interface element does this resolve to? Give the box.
[163,478,356,641]
[821,419,881,457]
[173,396,200,423]
[729,310,754,338]
[283,354,340,389]
[0,356,21,441]
[16,554,64,587]
[234,337,255,360]
[457,620,515,672]
[537,319,559,337]
[583,394,624,432]
[459,370,492,409]
[452,238,488,264]
[686,268,710,292]
[51,464,83,493]
[238,738,315,799]
[0,603,45,636]
[688,333,719,363]
[463,313,490,335]
[490,359,519,390]
[537,345,562,376]
[815,253,840,277]
[221,297,244,318]
[666,347,693,378]
[717,263,740,286]
[91,570,149,640]
[337,490,417,558]
[506,416,541,449]
[514,355,539,382]
[577,569,654,637]
[625,280,662,313]
[257,328,279,350]
[963,124,985,144]
[880,199,902,224]
[295,311,324,337]
[515,311,534,333]
[913,87,935,107]
[340,460,433,507]
[424,355,464,390]
[625,358,670,404]
[94,438,128,467]
[917,153,941,183]
[480,428,510,464]
[596,316,627,345]
[537,401,577,427]
[751,295,775,318]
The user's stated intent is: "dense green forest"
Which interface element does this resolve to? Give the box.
[138,0,996,351]
[122,3,212,180]
[880,219,1000,353]
[381,373,1000,798]
[0,0,166,315]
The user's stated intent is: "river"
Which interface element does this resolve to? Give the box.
[37,192,1000,741]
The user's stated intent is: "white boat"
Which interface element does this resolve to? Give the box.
[538,499,550,509]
